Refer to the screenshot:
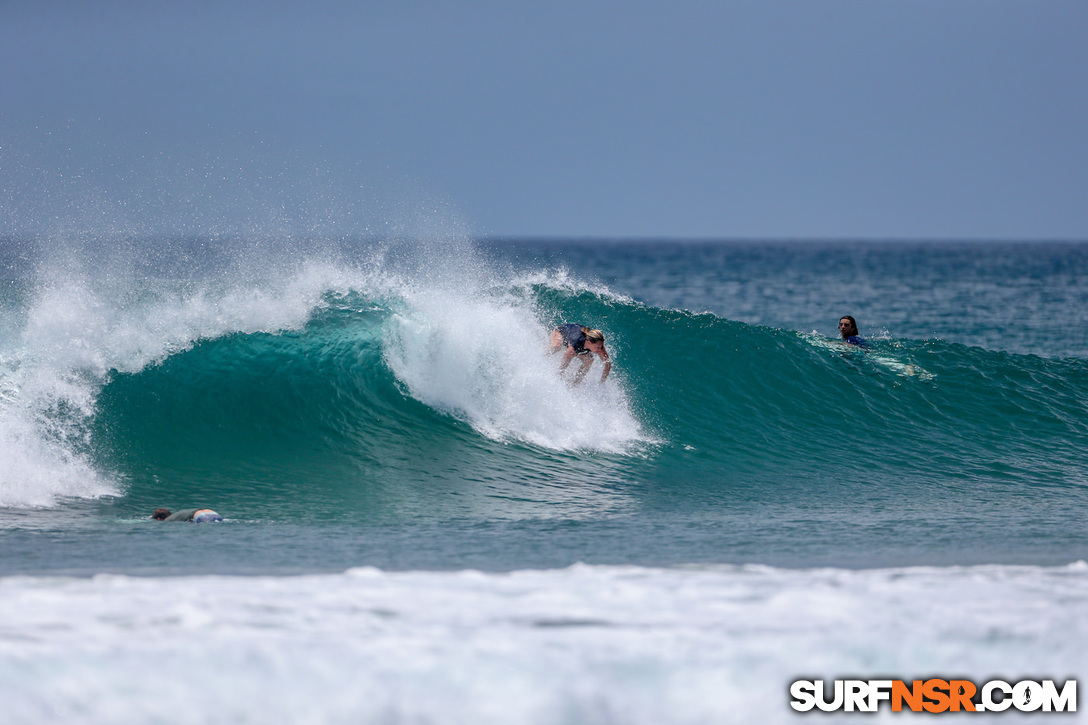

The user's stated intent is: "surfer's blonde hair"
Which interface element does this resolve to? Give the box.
[583,328,605,344]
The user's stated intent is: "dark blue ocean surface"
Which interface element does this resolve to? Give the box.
[481,239,1088,358]
[2,239,1087,575]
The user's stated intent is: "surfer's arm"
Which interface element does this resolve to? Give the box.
[558,346,577,374]
[572,354,594,385]
[597,350,611,383]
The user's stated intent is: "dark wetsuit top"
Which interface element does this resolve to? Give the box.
[844,335,869,348]
[557,323,590,355]
[163,509,198,522]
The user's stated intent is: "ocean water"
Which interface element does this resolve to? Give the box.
[1,236,1086,723]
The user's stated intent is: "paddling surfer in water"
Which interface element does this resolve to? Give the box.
[152,508,223,522]
[838,315,869,348]
[549,323,612,385]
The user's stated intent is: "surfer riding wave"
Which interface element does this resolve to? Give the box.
[549,323,612,385]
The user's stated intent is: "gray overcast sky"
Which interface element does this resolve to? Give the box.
[1,1,1085,240]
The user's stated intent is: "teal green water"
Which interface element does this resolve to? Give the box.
[92,288,1088,498]
[3,240,1088,574]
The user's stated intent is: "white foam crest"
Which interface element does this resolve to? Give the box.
[384,283,650,453]
[22,261,350,377]
[504,266,638,306]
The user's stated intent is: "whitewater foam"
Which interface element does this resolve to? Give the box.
[1,562,1083,724]
[383,281,651,453]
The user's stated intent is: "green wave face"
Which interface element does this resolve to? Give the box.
[89,282,1088,523]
